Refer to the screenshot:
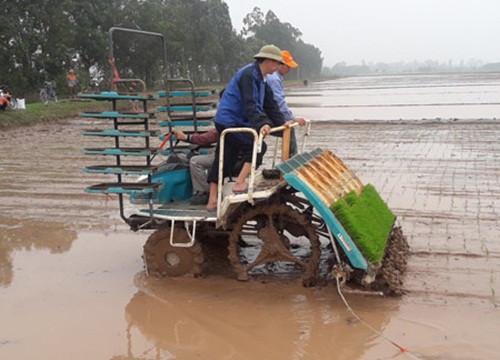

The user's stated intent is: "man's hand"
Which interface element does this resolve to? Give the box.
[295,117,307,126]
[284,118,307,128]
[260,124,271,137]
[174,130,187,141]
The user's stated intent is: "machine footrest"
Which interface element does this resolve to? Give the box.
[157,104,216,112]
[139,208,216,221]
[81,129,160,137]
[86,182,160,194]
[84,165,158,175]
[80,111,153,119]
[157,89,218,98]
[84,147,160,156]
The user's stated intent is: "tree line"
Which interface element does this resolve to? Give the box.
[323,58,498,77]
[0,0,323,99]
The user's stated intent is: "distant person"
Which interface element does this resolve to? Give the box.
[66,70,78,99]
[0,97,9,110]
[267,50,307,158]
[0,94,8,111]
[206,44,294,211]
[0,86,12,110]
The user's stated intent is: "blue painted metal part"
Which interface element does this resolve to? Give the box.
[84,148,160,156]
[160,148,190,156]
[156,104,215,113]
[158,120,213,127]
[78,91,159,100]
[81,129,160,137]
[80,111,151,119]
[85,187,155,194]
[277,149,371,273]
[85,184,158,194]
[84,166,155,175]
[157,146,210,155]
[130,169,192,204]
[157,90,217,98]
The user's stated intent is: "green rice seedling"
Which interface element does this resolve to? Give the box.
[330,184,395,264]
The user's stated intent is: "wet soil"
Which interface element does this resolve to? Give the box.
[1,118,499,359]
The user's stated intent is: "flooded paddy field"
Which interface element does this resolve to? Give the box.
[1,73,499,359]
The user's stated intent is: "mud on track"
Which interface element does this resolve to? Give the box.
[0,119,499,359]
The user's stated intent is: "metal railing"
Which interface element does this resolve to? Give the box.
[215,120,311,217]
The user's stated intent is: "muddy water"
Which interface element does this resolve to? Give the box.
[1,96,500,358]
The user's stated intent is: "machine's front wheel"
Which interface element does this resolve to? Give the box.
[143,227,204,277]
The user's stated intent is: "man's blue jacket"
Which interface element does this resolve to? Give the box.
[215,62,285,137]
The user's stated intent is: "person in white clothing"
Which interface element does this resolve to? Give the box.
[264,50,307,178]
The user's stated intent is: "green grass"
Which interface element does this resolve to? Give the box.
[330,184,395,264]
[0,86,224,130]
[0,99,115,129]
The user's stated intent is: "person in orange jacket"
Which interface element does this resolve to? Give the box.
[0,87,12,110]
[67,70,78,99]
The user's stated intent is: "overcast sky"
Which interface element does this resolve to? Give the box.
[223,0,500,67]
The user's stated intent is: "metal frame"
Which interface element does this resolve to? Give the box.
[107,27,168,225]
[108,27,168,84]
[216,128,260,218]
[169,220,197,248]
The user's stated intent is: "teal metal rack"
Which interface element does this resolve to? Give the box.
[80,91,161,223]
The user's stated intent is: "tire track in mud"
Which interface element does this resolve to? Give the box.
[309,121,500,305]
[405,251,499,303]
[0,121,123,228]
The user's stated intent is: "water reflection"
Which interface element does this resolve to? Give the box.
[0,216,76,287]
[116,272,400,359]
